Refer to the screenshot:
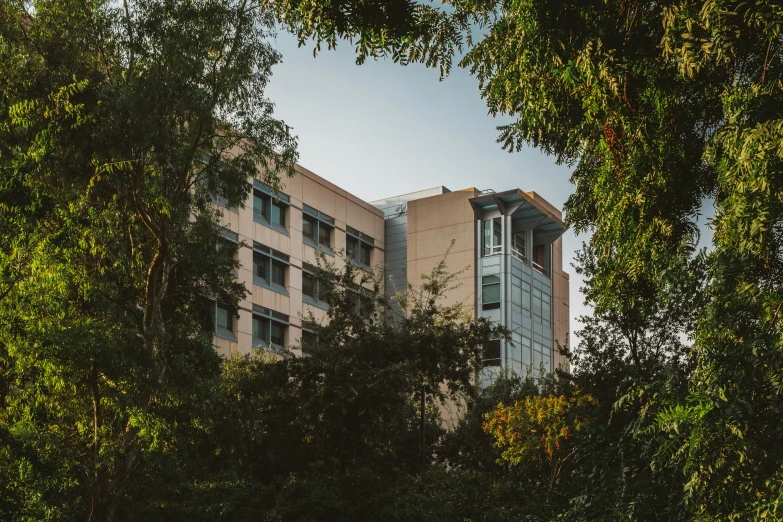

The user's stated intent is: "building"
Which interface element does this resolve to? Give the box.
[371,186,570,385]
[209,168,569,386]
[210,164,386,357]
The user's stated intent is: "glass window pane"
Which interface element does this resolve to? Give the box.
[319,224,331,248]
[252,316,268,345]
[302,272,315,298]
[271,200,285,226]
[254,254,268,282]
[361,245,371,266]
[483,220,492,256]
[347,236,358,261]
[272,261,285,286]
[302,330,316,354]
[271,322,285,346]
[512,276,522,306]
[522,283,531,310]
[302,215,315,240]
[482,275,500,304]
[493,218,502,250]
[484,340,501,366]
[216,305,231,330]
[253,194,266,221]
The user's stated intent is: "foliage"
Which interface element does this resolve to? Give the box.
[276,0,783,517]
[0,0,296,520]
[484,390,596,490]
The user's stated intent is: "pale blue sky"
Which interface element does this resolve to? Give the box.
[263,32,582,345]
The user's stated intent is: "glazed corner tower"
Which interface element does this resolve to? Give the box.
[371,186,570,386]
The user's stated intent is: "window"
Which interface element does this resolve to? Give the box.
[482,275,501,310]
[218,228,238,276]
[483,218,502,256]
[532,243,549,275]
[512,276,522,306]
[302,263,328,308]
[484,339,501,367]
[252,242,289,295]
[532,288,542,324]
[533,341,550,373]
[252,179,289,233]
[302,204,335,251]
[522,281,531,311]
[512,232,527,262]
[301,329,317,355]
[346,226,374,268]
[542,292,551,328]
[214,303,236,341]
[251,304,288,349]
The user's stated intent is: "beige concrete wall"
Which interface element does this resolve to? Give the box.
[406,188,479,314]
[214,163,385,358]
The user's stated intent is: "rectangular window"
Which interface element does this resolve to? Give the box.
[252,180,289,233]
[252,305,288,349]
[252,242,289,295]
[214,303,236,341]
[346,227,374,268]
[301,329,317,355]
[532,288,543,323]
[302,270,316,299]
[522,281,531,311]
[512,232,527,262]
[302,205,334,251]
[271,322,285,346]
[483,218,502,256]
[512,276,522,306]
[482,275,501,310]
[302,214,316,241]
[520,335,532,367]
[271,261,285,286]
[252,315,269,347]
[319,224,331,249]
[542,292,551,328]
[216,304,231,330]
[346,235,358,260]
[253,194,267,223]
[253,254,268,284]
[302,263,328,308]
[271,200,285,227]
[484,339,501,367]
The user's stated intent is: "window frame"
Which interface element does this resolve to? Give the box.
[252,241,289,296]
[251,304,289,350]
[302,263,329,309]
[481,274,501,310]
[346,226,374,269]
[483,218,503,257]
[252,179,290,236]
[302,204,335,254]
[483,339,502,367]
[213,302,237,342]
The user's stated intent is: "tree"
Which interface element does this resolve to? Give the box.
[267,0,783,516]
[122,253,507,521]
[0,1,296,520]
[484,390,596,492]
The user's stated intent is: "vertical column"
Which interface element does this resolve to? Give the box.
[475,217,482,314]
[504,213,513,365]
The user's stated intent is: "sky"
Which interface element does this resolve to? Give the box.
[263,32,583,345]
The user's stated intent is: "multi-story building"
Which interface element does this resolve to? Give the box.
[208,168,569,386]
[371,186,569,385]
[210,164,386,357]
